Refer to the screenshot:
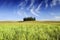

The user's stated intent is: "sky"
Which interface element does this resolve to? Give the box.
[0,0,60,21]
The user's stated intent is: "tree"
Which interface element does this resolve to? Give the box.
[23,17,36,21]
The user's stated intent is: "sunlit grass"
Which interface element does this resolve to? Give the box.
[0,21,60,40]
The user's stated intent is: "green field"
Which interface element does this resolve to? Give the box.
[0,21,60,40]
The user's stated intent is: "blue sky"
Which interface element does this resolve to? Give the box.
[0,0,60,21]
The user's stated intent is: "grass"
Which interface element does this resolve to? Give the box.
[0,21,60,40]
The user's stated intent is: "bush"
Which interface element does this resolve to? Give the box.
[23,17,36,21]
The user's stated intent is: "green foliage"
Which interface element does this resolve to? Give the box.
[0,22,60,40]
[23,17,36,21]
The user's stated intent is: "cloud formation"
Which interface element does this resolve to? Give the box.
[55,16,60,19]
[28,0,34,9]
[17,0,60,18]
[30,6,39,17]
[50,0,60,7]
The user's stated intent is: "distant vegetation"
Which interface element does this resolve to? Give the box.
[23,17,36,21]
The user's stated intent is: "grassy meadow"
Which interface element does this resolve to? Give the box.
[0,21,60,40]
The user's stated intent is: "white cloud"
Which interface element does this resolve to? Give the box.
[52,0,60,6]
[50,0,58,7]
[27,0,34,10]
[50,3,53,8]
[17,8,28,17]
[50,12,60,19]
[53,16,60,21]
[17,9,24,16]
[17,1,27,8]
[35,3,42,14]
[30,6,39,17]
[55,16,60,19]
[30,9,39,17]
[45,3,48,8]
[29,0,34,7]
[50,12,60,20]
[45,0,48,8]
[18,11,28,17]
[17,2,24,8]
[35,2,43,14]
[36,2,42,11]
[53,0,57,5]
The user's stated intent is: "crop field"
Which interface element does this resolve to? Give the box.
[0,21,60,40]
